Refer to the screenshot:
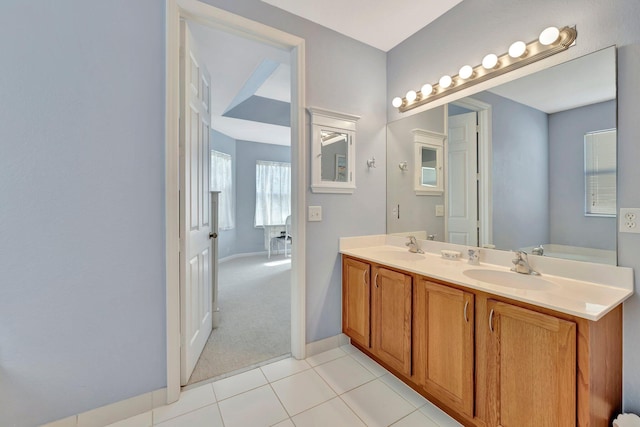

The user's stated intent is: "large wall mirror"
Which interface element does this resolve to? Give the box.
[387,46,617,265]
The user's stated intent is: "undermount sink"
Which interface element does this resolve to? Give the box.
[463,268,557,291]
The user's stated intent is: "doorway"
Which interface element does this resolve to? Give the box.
[165,0,306,403]
[184,18,294,386]
[447,98,492,248]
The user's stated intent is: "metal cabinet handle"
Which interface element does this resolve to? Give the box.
[363,270,367,285]
[374,272,379,288]
[489,308,495,333]
[464,301,469,323]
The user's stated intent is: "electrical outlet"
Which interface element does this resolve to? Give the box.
[308,206,322,222]
[620,208,640,233]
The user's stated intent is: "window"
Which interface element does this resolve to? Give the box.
[255,160,291,227]
[585,129,616,217]
[210,150,234,230]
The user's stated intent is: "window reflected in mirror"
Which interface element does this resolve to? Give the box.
[585,129,616,217]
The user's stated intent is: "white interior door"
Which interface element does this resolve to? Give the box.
[447,112,478,246]
[180,21,212,385]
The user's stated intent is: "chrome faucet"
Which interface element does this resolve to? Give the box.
[511,251,539,275]
[532,245,544,256]
[406,236,424,254]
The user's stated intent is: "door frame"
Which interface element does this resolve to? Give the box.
[165,0,306,403]
[446,97,492,247]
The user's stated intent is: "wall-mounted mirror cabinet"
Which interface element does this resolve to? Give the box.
[413,129,445,195]
[309,107,359,193]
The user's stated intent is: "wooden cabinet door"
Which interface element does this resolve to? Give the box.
[371,267,412,376]
[415,279,475,417]
[342,257,371,348]
[487,300,576,427]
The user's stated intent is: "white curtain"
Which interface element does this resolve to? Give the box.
[255,160,291,226]
[210,150,234,230]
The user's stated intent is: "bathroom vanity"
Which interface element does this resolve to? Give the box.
[340,235,633,427]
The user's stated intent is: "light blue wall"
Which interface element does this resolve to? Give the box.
[211,130,238,258]
[0,1,387,425]
[387,0,640,411]
[235,141,290,254]
[549,100,617,250]
[0,1,166,425]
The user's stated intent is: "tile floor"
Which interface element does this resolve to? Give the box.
[106,344,462,427]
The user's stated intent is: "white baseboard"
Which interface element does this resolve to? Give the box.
[40,388,167,427]
[305,333,350,357]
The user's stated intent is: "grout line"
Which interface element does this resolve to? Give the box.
[152,402,219,426]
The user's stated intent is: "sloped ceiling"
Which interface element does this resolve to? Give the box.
[189,22,291,146]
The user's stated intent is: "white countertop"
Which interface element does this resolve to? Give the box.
[340,235,634,321]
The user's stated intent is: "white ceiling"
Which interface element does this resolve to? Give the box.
[260,0,464,52]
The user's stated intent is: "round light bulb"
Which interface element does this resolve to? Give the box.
[459,65,474,80]
[421,83,433,96]
[482,53,499,69]
[539,26,560,46]
[392,97,403,108]
[439,75,452,89]
[406,90,417,102]
[508,41,527,58]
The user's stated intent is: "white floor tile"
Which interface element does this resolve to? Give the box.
[341,380,415,427]
[271,369,337,416]
[291,397,366,427]
[379,374,428,408]
[212,368,267,401]
[271,419,295,427]
[154,404,223,427]
[260,357,311,382]
[105,411,152,427]
[152,384,216,424]
[419,400,463,426]
[314,354,376,394]
[217,385,288,427]
[390,410,440,427]
[348,350,389,377]
[305,347,346,367]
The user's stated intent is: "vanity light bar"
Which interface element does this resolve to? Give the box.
[393,26,577,113]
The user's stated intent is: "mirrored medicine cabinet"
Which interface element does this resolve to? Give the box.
[309,107,359,194]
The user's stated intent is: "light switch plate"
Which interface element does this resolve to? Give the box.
[620,208,640,233]
[435,205,444,217]
[308,206,322,222]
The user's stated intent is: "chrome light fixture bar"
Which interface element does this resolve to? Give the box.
[393,26,577,113]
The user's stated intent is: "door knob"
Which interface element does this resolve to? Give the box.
[209,232,218,239]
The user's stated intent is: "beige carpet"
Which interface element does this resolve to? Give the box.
[187,254,291,385]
